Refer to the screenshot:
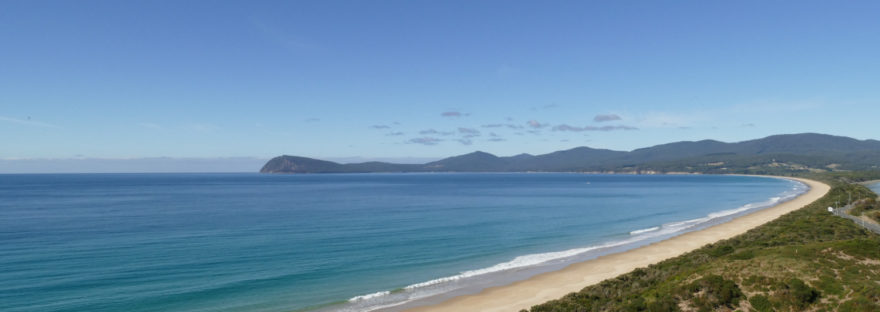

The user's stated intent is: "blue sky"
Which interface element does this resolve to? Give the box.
[3,1,880,167]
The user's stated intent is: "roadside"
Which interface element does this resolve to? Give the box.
[832,202,880,235]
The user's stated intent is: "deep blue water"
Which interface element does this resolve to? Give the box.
[0,173,804,312]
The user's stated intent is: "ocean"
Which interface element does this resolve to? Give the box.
[0,173,805,312]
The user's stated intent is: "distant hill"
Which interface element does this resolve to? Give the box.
[260,133,880,174]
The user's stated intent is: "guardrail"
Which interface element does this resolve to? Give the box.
[831,204,880,235]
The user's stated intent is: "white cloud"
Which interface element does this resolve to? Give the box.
[458,127,480,135]
[408,137,442,145]
[552,124,638,132]
[593,114,622,122]
[0,115,61,128]
[527,120,548,128]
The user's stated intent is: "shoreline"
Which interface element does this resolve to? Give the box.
[403,177,829,312]
[858,179,880,186]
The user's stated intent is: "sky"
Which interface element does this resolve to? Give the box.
[2,1,880,172]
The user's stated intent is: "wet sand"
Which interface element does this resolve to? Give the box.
[406,177,829,312]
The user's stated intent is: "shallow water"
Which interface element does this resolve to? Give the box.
[0,173,803,312]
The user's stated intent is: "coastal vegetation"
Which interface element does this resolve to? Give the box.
[524,177,880,311]
[849,198,880,223]
[259,133,880,311]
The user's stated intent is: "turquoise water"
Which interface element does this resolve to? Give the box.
[0,173,804,312]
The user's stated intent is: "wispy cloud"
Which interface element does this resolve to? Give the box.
[188,123,220,133]
[527,120,548,128]
[408,137,442,145]
[480,123,523,129]
[371,125,391,129]
[602,125,638,131]
[386,131,405,136]
[419,129,455,136]
[304,118,320,122]
[552,124,638,132]
[458,127,480,136]
[553,124,584,132]
[441,111,465,118]
[729,99,822,114]
[741,123,756,127]
[0,116,61,128]
[593,114,622,122]
[457,138,473,145]
[635,112,707,128]
[488,137,506,142]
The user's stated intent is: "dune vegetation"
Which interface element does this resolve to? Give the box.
[524,174,880,312]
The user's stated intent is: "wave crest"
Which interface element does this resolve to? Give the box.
[343,179,809,311]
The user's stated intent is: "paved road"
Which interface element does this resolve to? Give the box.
[832,204,880,235]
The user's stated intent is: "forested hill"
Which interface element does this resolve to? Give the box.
[260,133,880,174]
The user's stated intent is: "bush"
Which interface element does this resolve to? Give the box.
[870,211,880,223]
[683,275,744,310]
[775,278,819,309]
[749,294,772,312]
[525,182,880,312]
[729,249,755,260]
[850,198,879,216]
[706,244,735,257]
[646,296,679,312]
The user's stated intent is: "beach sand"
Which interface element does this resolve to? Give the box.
[406,177,829,312]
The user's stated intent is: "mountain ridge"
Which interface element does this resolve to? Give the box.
[260,133,880,174]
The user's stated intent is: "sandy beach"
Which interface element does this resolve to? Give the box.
[406,177,829,312]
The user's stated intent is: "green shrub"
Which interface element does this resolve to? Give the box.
[683,275,744,310]
[748,294,772,312]
[815,275,845,296]
[525,182,880,312]
[729,249,755,260]
[706,244,735,257]
[646,296,679,312]
[838,295,880,311]
[775,278,819,309]
[870,211,880,223]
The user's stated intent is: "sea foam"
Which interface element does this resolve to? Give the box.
[630,226,660,235]
[342,179,808,312]
[348,291,391,302]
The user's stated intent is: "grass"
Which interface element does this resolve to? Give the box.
[524,177,880,312]
[849,198,880,223]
